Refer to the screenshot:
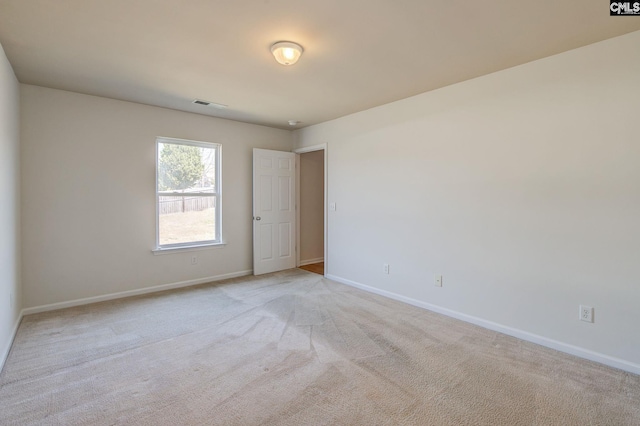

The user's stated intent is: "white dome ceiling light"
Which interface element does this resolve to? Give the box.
[271,41,303,66]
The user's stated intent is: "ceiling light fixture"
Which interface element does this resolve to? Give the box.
[271,41,303,66]
[288,120,300,126]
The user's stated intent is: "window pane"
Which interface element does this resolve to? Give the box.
[158,196,216,245]
[158,143,216,193]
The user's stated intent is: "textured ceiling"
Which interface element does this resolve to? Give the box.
[1,0,638,129]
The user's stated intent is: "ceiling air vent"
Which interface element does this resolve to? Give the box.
[192,99,228,109]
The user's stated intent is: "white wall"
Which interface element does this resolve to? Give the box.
[21,85,292,309]
[294,31,640,371]
[0,43,21,368]
[299,150,324,264]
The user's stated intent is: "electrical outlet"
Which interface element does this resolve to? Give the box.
[579,305,594,323]
[383,263,389,274]
[191,255,198,265]
[435,275,443,287]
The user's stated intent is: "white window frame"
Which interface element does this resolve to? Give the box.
[155,137,222,251]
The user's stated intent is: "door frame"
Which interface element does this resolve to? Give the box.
[294,143,328,276]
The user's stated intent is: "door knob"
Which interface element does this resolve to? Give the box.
[255,216,261,221]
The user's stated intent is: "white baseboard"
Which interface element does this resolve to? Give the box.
[1,309,24,374]
[326,274,640,376]
[299,257,324,267]
[22,270,253,316]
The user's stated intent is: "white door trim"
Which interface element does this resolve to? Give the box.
[294,143,328,277]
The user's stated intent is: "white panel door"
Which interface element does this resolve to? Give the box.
[253,149,296,275]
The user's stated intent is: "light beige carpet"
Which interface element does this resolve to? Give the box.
[1,269,638,425]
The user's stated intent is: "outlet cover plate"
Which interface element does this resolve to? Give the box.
[579,305,594,323]
[435,275,443,287]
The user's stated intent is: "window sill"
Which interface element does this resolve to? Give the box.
[152,242,227,255]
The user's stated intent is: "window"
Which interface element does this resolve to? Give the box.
[156,137,221,249]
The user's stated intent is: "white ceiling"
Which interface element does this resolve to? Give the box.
[1,1,638,129]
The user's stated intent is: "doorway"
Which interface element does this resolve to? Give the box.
[295,145,327,276]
